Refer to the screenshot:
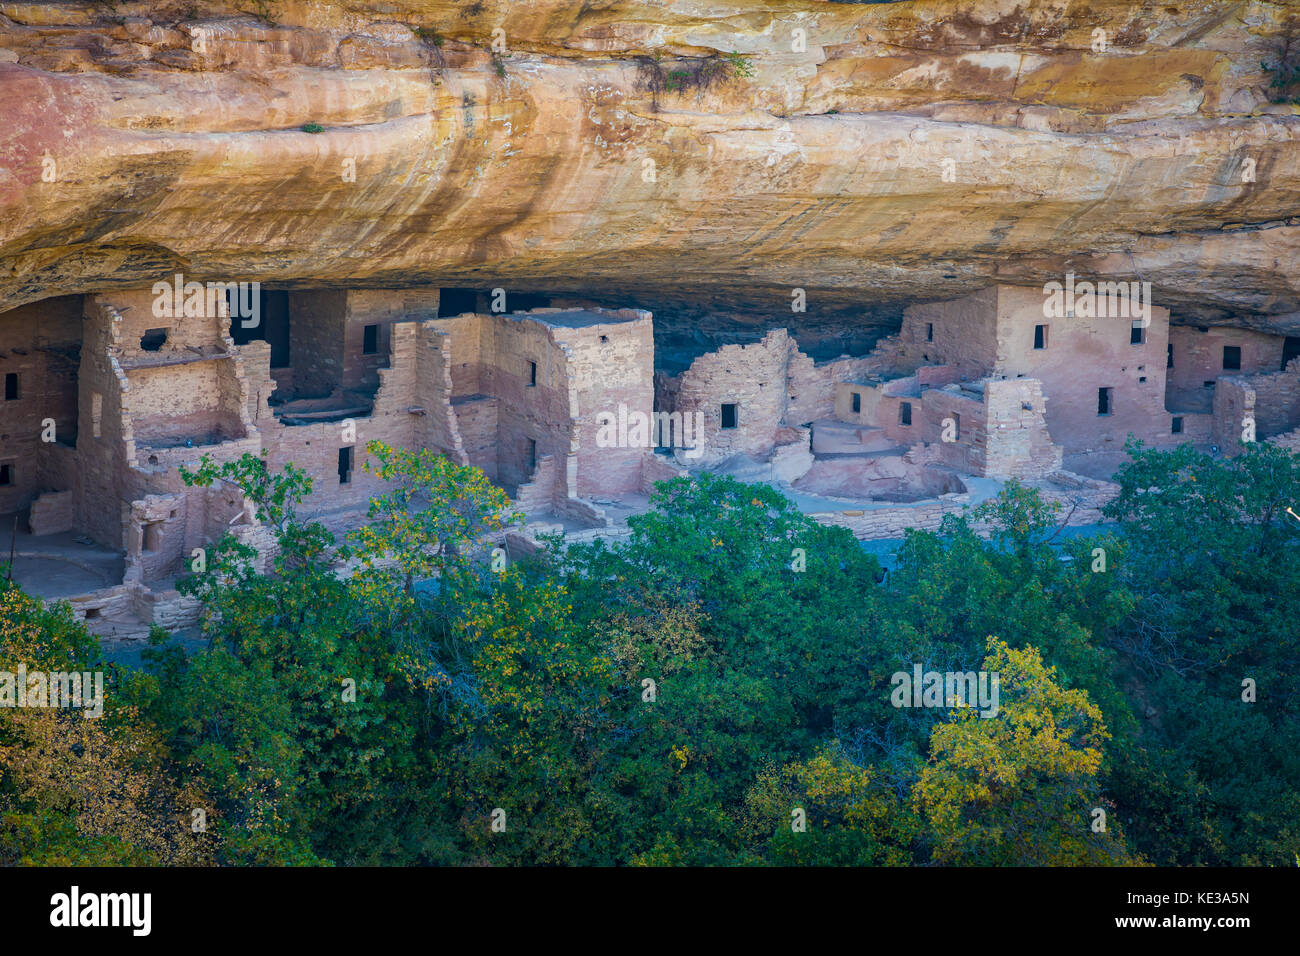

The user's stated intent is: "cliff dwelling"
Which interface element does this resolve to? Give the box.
[0,0,1297,645]
[4,281,1299,640]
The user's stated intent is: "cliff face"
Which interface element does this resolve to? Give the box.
[1,0,1298,329]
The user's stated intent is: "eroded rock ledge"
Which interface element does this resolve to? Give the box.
[1,0,1298,330]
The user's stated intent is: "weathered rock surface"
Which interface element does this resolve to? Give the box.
[1,0,1298,330]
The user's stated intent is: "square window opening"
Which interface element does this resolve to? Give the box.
[1223,345,1241,370]
[720,403,738,430]
[1130,323,1145,345]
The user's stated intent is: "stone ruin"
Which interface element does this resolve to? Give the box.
[3,281,1299,641]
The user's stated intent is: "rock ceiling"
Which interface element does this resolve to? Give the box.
[1,0,1297,333]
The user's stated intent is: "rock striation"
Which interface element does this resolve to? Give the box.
[0,0,1298,329]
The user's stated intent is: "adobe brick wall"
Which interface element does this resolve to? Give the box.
[514,453,562,515]
[669,329,794,464]
[428,310,570,497]
[1242,362,1300,438]
[1213,362,1300,452]
[981,378,1063,479]
[426,307,653,501]
[27,489,75,535]
[921,385,987,474]
[994,285,1174,456]
[412,325,469,466]
[452,397,501,480]
[74,296,135,549]
[787,347,901,427]
[900,288,1000,377]
[287,290,348,399]
[342,289,439,392]
[1167,325,1286,411]
[0,296,81,514]
[1273,424,1300,452]
[548,309,653,498]
[126,360,247,446]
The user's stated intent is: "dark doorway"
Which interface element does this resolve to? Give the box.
[1282,336,1300,371]
[338,446,353,485]
[1098,387,1113,416]
[1223,345,1241,370]
[439,288,478,316]
[510,292,551,312]
[229,289,290,368]
[720,403,738,429]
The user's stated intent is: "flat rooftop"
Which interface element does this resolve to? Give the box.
[511,308,648,330]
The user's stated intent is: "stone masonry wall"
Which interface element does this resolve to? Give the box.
[669,329,793,465]
[899,288,1000,379]
[1167,325,1286,412]
[288,290,348,399]
[1213,362,1300,453]
[548,308,654,499]
[981,378,1063,478]
[994,284,1174,456]
[0,295,81,515]
[810,474,1118,540]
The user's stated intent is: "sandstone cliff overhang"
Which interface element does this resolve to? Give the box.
[0,0,1297,330]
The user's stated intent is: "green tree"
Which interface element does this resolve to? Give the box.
[912,638,1135,865]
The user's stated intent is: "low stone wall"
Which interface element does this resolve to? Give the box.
[641,453,688,493]
[28,490,76,535]
[807,473,1118,540]
[65,584,145,641]
[1271,425,1300,452]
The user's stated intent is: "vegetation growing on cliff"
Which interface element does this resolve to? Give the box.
[2,443,1298,866]
[1263,18,1300,104]
[636,51,754,112]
